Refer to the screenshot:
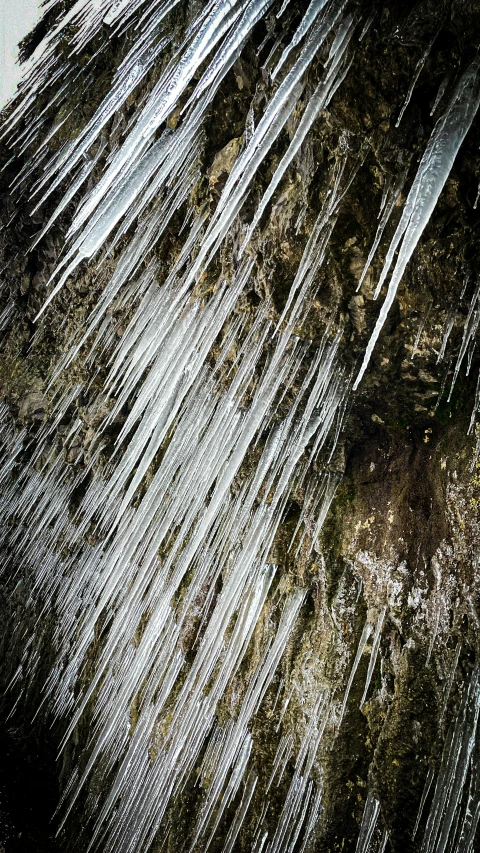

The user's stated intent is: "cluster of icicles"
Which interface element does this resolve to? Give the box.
[1,1,480,851]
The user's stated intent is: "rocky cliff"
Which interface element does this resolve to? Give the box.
[1,2,480,852]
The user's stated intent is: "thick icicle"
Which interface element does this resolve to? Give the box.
[354,58,480,390]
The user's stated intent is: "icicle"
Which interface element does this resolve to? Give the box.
[439,641,462,726]
[355,791,381,853]
[222,772,258,853]
[431,74,450,116]
[265,735,294,793]
[436,309,456,364]
[474,180,480,209]
[356,165,409,293]
[360,607,386,708]
[449,281,480,400]
[456,732,480,853]
[242,14,355,253]
[358,14,374,42]
[411,303,432,360]
[354,58,480,390]
[421,663,480,853]
[0,301,15,333]
[272,0,331,80]
[413,768,435,838]
[379,828,389,853]
[276,0,292,19]
[396,36,436,128]
[468,369,480,435]
[338,620,372,726]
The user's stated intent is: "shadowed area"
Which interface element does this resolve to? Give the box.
[0,725,59,853]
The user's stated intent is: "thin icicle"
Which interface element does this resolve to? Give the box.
[356,165,409,293]
[396,36,436,128]
[360,607,386,708]
[338,620,372,726]
[421,663,480,853]
[449,282,480,400]
[355,791,381,853]
[436,309,456,364]
[413,768,435,838]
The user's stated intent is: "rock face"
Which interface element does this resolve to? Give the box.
[1,2,480,852]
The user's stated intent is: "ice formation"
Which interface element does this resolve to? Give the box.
[0,1,479,851]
